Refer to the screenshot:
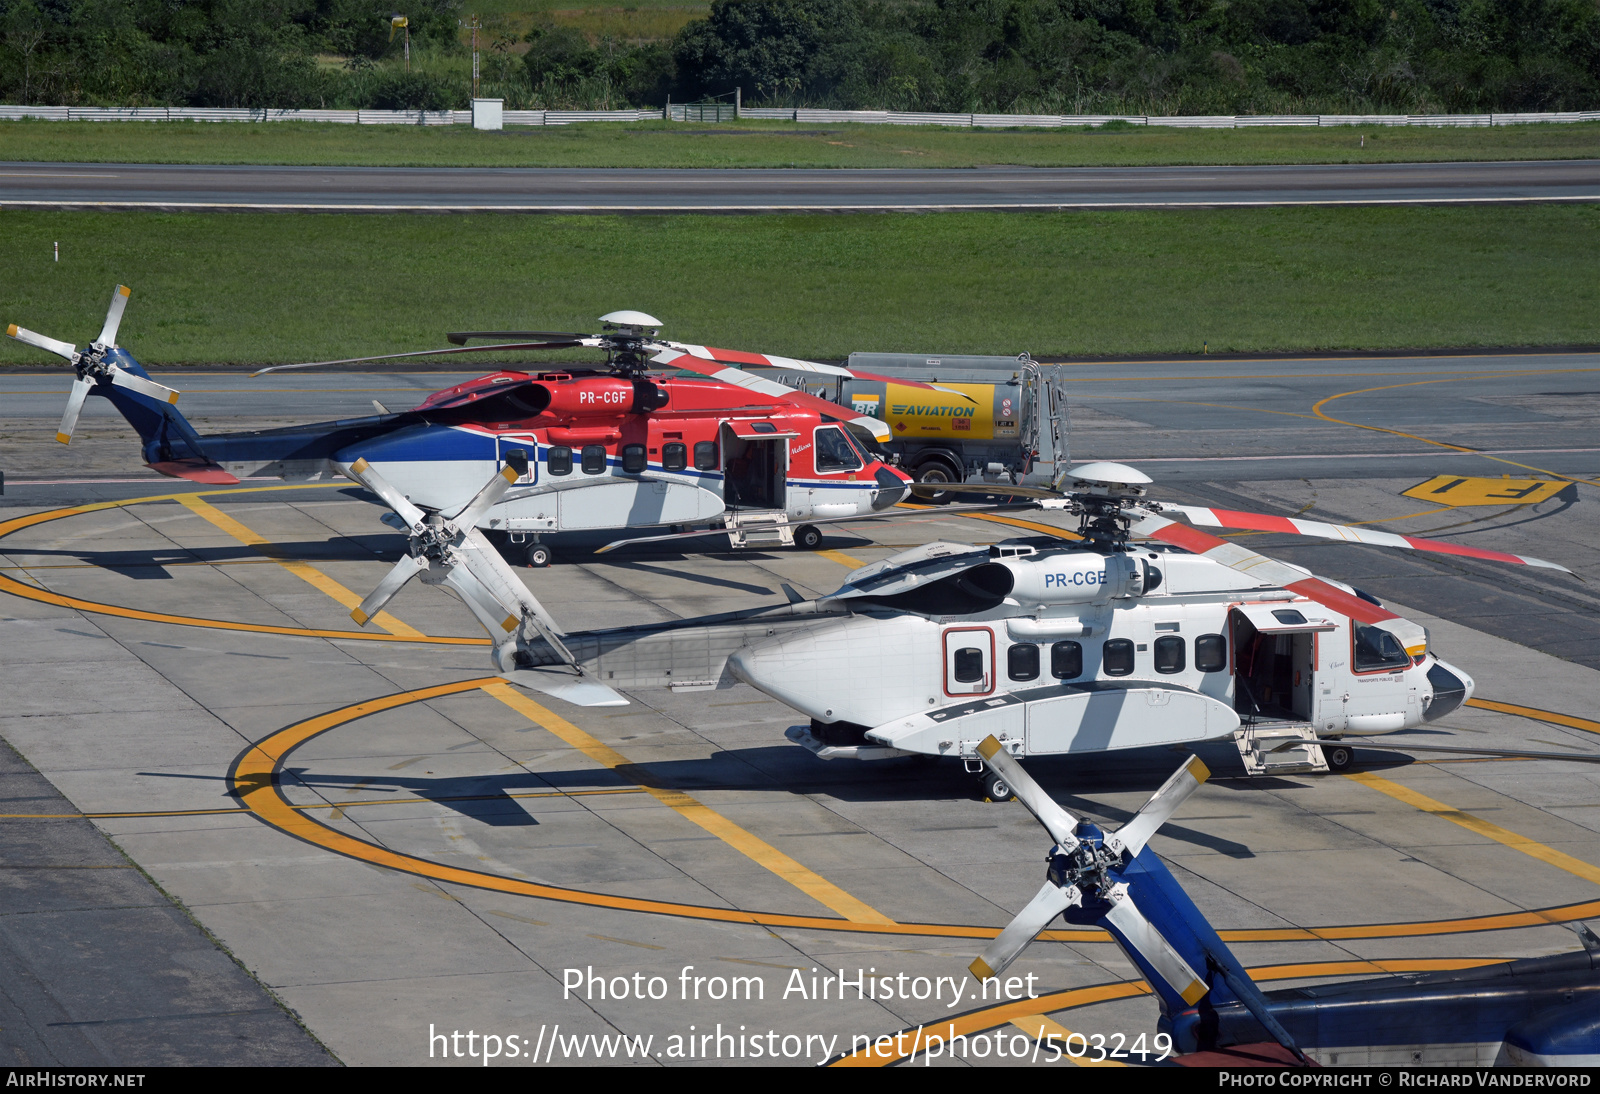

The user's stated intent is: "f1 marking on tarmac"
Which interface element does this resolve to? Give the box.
[1402,475,1570,507]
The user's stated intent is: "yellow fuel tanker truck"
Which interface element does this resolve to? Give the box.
[833,353,1069,500]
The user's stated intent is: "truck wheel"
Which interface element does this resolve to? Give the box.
[913,458,962,504]
[794,524,823,550]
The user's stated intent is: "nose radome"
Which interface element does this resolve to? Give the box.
[1423,659,1473,722]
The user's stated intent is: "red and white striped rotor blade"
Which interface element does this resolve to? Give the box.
[664,343,970,398]
[1128,508,1427,653]
[649,349,891,440]
[1160,503,1570,574]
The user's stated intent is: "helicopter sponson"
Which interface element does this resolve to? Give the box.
[726,540,1473,762]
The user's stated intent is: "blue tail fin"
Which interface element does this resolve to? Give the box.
[89,350,237,483]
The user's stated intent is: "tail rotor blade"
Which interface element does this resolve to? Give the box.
[347,458,428,530]
[108,367,179,405]
[8,324,76,361]
[441,565,521,639]
[970,880,1082,981]
[1102,884,1210,1008]
[1106,755,1210,861]
[975,736,1080,847]
[351,553,427,627]
[446,451,527,528]
[56,376,92,444]
[97,284,131,346]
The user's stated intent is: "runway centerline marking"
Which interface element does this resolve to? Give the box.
[172,494,422,637]
[1347,770,1600,887]
[483,681,894,925]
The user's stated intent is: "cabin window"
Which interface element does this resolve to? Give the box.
[693,440,718,471]
[1051,641,1083,680]
[1195,634,1227,673]
[1272,609,1308,625]
[581,445,607,474]
[1154,635,1186,674]
[547,446,572,475]
[621,444,647,474]
[662,442,688,471]
[953,648,986,684]
[814,426,863,473]
[1354,623,1410,673]
[1103,638,1135,676]
[1007,644,1039,681]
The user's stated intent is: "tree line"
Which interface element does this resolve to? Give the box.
[2,0,1596,114]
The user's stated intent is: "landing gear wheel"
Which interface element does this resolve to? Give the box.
[525,544,553,568]
[794,524,823,550]
[913,460,960,505]
[983,770,1012,802]
[1324,744,1353,772]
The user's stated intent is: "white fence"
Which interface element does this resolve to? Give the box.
[0,103,1596,128]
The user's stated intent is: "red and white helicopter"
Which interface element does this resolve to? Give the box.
[8,296,1018,563]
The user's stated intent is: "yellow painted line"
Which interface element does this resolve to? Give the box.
[0,488,483,645]
[483,681,894,925]
[817,549,865,569]
[1312,380,1600,488]
[1403,474,1569,507]
[833,958,1501,1067]
[0,785,646,820]
[967,512,1082,540]
[173,494,422,638]
[1348,770,1600,886]
[1468,697,1600,736]
[227,678,1600,942]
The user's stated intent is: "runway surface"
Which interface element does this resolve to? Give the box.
[3,159,1599,212]
[3,350,1600,1065]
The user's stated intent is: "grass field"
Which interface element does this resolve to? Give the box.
[2,117,1597,169]
[1,205,1595,364]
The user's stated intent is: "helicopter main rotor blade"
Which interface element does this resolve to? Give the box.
[7,324,76,361]
[446,330,588,346]
[347,458,429,530]
[351,552,427,627]
[662,342,974,399]
[975,736,1080,848]
[251,339,593,376]
[1127,508,1421,639]
[1105,755,1210,861]
[108,367,179,405]
[1158,502,1571,573]
[97,284,131,347]
[593,502,1013,555]
[56,376,93,445]
[446,452,527,528]
[649,348,891,441]
[969,879,1083,981]
[909,482,1064,500]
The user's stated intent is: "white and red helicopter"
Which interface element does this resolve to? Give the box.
[9,292,1042,563]
[314,441,1572,782]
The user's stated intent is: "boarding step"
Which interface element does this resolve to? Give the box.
[725,509,794,548]
[1235,722,1329,776]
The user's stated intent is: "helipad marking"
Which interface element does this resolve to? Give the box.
[483,681,895,925]
[1402,474,1569,507]
[1467,698,1600,735]
[817,549,866,569]
[174,494,422,637]
[1348,770,1600,886]
[833,959,1501,1067]
[0,488,485,646]
[226,679,1600,944]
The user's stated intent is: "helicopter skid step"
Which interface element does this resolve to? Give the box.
[1236,722,1330,776]
[785,725,916,761]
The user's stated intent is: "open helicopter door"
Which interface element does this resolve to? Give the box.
[1230,604,1337,776]
[719,420,795,547]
